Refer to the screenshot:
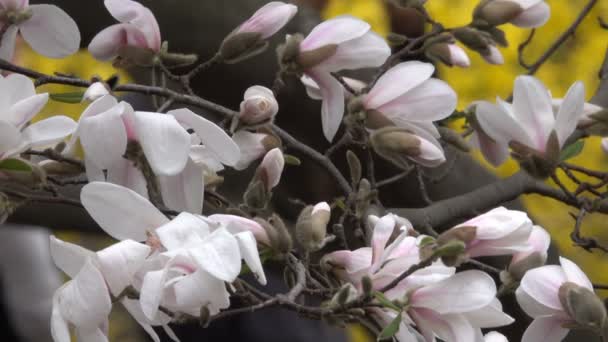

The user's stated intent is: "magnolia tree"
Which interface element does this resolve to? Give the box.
[1,0,608,341]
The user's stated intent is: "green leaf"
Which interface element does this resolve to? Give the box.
[0,158,33,172]
[50,91,84,104]
[283,154,301,166]
[373,291,402,312]
[377,312,402,341]
[560,140,585,162]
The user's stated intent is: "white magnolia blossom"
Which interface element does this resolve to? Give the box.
[0,74,76,160]
[297,16,390,141]
[0,0,80,60]
[474,76,585,166]
[89,0,161,61]
[362,61,458,166]
[516,257,595,342]
[233,1,297,39]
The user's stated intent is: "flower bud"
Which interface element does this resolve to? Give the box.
[370,126,446,168]
[435,240,467,267]
[346,150,362,185]
[481,45,504,65]
[243,179,269,209]
[559,282,607,331]
[507,252,545,280]
[330,283,358,307]
[219,31,266,64]
[425,39,470,68]
[255,214,293,255]
[234,2,297,40]
[474,0,524,26]
[295,202,332,251]
[83,82,110,102]
[255,148,285,192]
[236,86,278,126]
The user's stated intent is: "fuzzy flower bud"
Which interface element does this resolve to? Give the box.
[474,0,550,29]
[370,126,446,168]
[425,34,470,68]
[559,282,607,331]
[236,86,278,126]
[255,147,284,192]
[508,225,550,280]
[295,202,332,252]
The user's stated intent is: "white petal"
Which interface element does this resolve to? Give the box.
[66,95,118,153]
[301,74,323,100]
[512,76,555,151]
[208,214,271,246]
[169,108,240,167]
[300,16,370,51]
[559,257,593,290]
[232,131,267,170]
[51,288,71,342]
[234,231,267,285]
[554,81,584,147]
[319,31,390,72]
[308,69,344,141]
[8,93,48,129]
[190,228,241,282]
[104,0,160,50]
[159,158,204,214]
[412,270,496,314]
[88,24,131,60]
[21,115,76,148]
[364,61,435,110]
[519,265,566,310]
[515,286,562,318]
[484,331,508,342]
[96,239,151,296]
[80,106,128,170]
[81,181,169,241]
[4,73,37,106]
[140,268,169,320]
[370,214,395,267]
[464,299,514,328]
[521,316,569,342]
[106,158,149,198]
[133,111,191,176]
[0,25,18,61]
[49,235,95,278]
[476,101,531,147]
[0,120,22,155]
[121,298,163,342]
[20,4,80,58]
[155,212,209,250]
[172,268,230,315]
[258,147,284,189]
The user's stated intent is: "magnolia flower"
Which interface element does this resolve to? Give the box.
[474,0,550,28]
[291,16,390,141]
[474,76,585,167]
[361,61,457,166]
[0,0,80,60]
[82,82,110,102]
[232,130,279,170]
[440,207,533,258]
[89,0,161,61]
[233,1,297,39]
[237,85,278,126]
[516,257,599,342]
[0,74,76,160]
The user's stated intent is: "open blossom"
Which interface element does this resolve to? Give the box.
[293,16,390,141]
[89,0,161,61]
[237,85,278,126]
[474,0,550,28]
[516,257,598,342]
[440,207,533,258]
[0,74,76,160]
[474,76,585,166]
[361,61,457,166]
[234,1,297,39]
[0,0,80,60]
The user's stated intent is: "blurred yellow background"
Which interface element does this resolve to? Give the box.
[14,0,608,341]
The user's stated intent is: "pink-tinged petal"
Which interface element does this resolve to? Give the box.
[511,225,550,265]
[133,111,191,176]
[79,106,128,170]
[515,286,563,318]
[412,270,496,314]
[369,214,395,268]
[554,81,584,147]
[559,257,593,290]
[172,269,230,316]
[236,2,298,39]
[20,5,80,58]
[376,78,457,122]
[8,93,48,129]
[464,299,514,328]
[21,115,76,148]
[0,0,28,11]
[301,75,323,100]
[410,134,447,167]
[140,267,169,320]
[364,61,435,110]
[308,69,344,141]
[521,316,569,342]
[475,101,531,147]
[482,45,504,65]
[208,214,271,246]
[81,181,169,241]
[190,228,241,282]
[300,16,370,51]
[158,158,204,214]
[512,76,555,150]
[96,239,151,296]
[259,147,284,189]
[169,108,240,166]
[155,212,209,250]
[107,158,149,198]
[471,131,509,167]
[461,207,529,240]
[104,0,161,50]
[240,86,278,124]
[0,25,17,61]
[88,24,131,60]
[511,2,550,28]
[234,231,267,285]
[232,131,267,170]
[57,259,112,329]
[519,265,566,310]
[49,235,95,278]
[322,248,371,274]
[0,120,21,154]
[318,31,390,72]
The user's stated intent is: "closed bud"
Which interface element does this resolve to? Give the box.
[236,86,278,127]
[346,150,362,185]
[370,126,446,168]
[559,282,607,331]
[220,31,267,64]
[452,27,493,52]
[296,202,332,252]
[435,239,467,258]
[266,214,293,255]
[425,42,471,68]
[481,45,504,65]
[331,283,358,307]
[437,225,477,245]
[438,126,471,152]
[507,252,545,280]
[474,0,524,27]
[387,32,408,47]
[243,179,268,209]
[254,148,285,192]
